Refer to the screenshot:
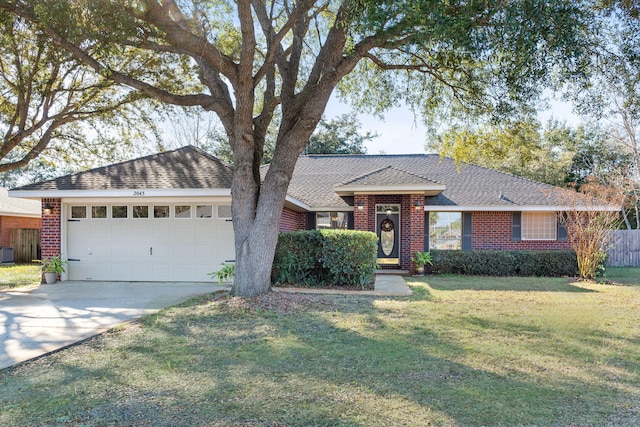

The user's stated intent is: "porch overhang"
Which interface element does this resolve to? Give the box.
[334,184,446,197]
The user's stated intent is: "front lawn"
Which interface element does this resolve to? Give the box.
[0,264,41,291]
[1,269,639,426]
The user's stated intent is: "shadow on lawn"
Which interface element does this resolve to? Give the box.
[420,275,597,293]
[18,294,632,427]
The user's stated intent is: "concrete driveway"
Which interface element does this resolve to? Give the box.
[0,281,228,370]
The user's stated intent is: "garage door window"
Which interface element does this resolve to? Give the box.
[196,205,212,218]
[218,205,232,220]
[71,206,86,219]
[175,205,191,218]
[112,206,127,218]
[154,205,170,218]
[133,206,149,218]
[92,206,107,219]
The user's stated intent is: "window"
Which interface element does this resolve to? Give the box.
[217,205,232,220]
[71,206,87,219]
[522,212,557,240]
[316,212,348,230]
[175,205,191,219]
[154,205,170,218]
[196,205,212,218]
[92,206,107,219]
[112,206,128,219]
[429,212,462,250]
[133,205,149,218]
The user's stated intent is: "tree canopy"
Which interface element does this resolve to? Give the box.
[0,13,164,173]
[0,0,595,296]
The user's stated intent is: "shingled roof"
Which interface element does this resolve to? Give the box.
[0,188,40,217]
[13,146,233,191]
[12,147,567,211]
[285,154,565,209]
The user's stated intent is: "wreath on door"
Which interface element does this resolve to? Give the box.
[381,218,394,232]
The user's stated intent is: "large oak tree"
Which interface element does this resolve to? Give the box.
[0,13,167,173]
[1,0,592,296]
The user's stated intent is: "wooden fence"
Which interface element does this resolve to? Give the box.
[606,230,640,267]
[9,228,41,263]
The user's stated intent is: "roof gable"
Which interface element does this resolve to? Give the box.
[13,146,233,192]
[335,165,446,196]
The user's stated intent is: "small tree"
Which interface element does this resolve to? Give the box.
[559,179,622,279]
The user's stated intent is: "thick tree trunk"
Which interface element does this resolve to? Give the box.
[230,160,290,297]
[229,127,317,297]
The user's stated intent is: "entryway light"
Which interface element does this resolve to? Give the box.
[414,200,423,211]
[43,203,53,215]
[355,201,364,211]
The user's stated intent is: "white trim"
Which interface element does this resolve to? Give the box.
[424,205,620,212]
[335,184,445,196]
[308,206,355,212]
[284,195,310,211]
[9,188,232,199]
[0,211,41,218]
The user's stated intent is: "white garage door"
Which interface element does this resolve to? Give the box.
[66,203,235,282]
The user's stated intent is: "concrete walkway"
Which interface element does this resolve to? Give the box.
[0,274,410,370]
[275,273,412,296]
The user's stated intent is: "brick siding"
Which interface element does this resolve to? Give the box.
[41,198,62,259]
[0,216,41,247]
[279,207,306,232]
[472,211,571,250]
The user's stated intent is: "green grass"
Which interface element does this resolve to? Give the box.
[0,264,41,290]
[1,268,639,426]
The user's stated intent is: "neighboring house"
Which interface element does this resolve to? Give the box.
[10,146,572,281]
[0,188,41,262]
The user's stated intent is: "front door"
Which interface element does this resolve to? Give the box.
[376,205,400,265]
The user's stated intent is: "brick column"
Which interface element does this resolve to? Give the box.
[353,194,371,231]
[41,198,62,259]
[406,194,425,273]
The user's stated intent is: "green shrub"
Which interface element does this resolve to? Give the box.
[272,231,324,286]
[272,230,378,289]
[318,230,379,288]
[430,250,577,277]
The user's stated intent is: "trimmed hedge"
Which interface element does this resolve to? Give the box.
[272,230,378,289]
[430,250,578,277]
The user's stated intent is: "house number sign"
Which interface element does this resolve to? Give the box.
[133,191,145,196]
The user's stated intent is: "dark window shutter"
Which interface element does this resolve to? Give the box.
[424,212,430,251]
[347,212,354,230]
[557,212,568,241]
[462,212,473,251]
[306,212,316,230]
[512,212,522,241]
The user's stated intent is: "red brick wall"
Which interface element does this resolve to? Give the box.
[279,208,306,232]
[41,198,62,259]
[0,216,41,247]
[404,194,425,272]
[353,194,374,232]
[472,211,571,250]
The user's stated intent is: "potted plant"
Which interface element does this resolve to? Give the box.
[37,255,67,284]
[411,251,433,275]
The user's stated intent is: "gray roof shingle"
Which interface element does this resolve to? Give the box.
[14,149,565,210]
[0,188,40,216]
[13,146,233,191]
[339,165,442,186]
[285,154,564,209]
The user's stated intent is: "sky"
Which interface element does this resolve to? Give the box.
[323,95,583,155]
